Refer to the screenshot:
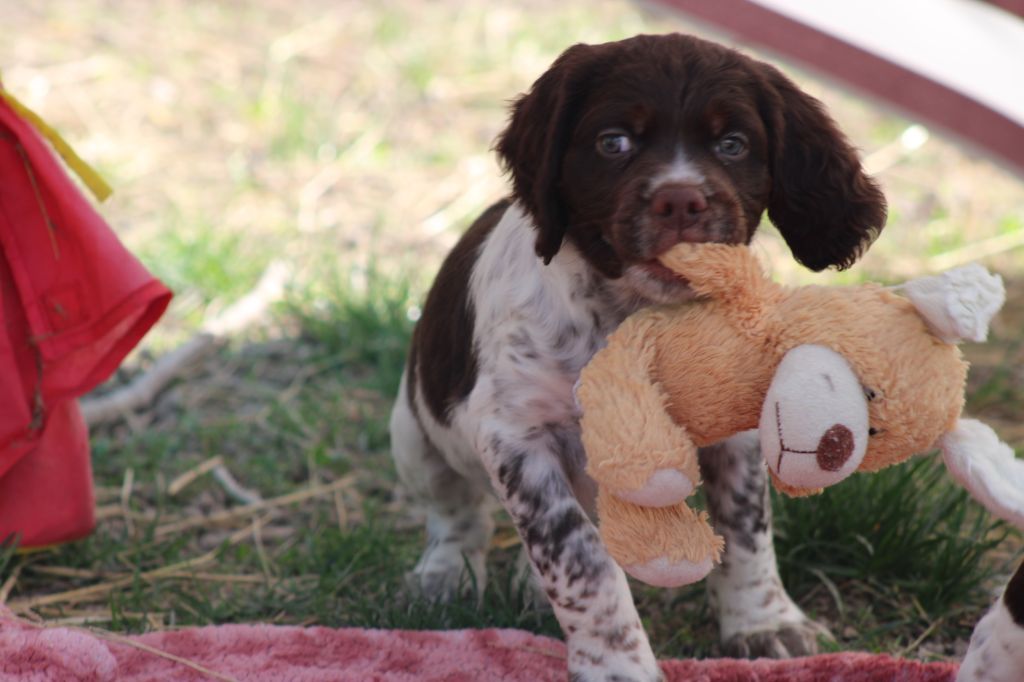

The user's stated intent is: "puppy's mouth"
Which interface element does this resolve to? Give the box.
[639,259,689,286]
[615,258,697,307]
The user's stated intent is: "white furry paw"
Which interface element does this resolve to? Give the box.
[405,545,487,603]
[713,579,834,659]
[568,635,663,682]
[623,555,713,587]
[613,468,695,507]
[722,617,833,658]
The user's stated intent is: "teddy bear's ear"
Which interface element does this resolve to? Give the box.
[940,419,1024,529]
[899,264,1005,344]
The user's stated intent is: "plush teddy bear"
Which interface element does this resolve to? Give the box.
[577,242,1023,587]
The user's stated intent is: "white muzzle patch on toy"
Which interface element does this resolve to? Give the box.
[760,344,869,490]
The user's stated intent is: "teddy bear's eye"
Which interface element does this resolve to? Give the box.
[864,387,878,401]
[869,427,880,436]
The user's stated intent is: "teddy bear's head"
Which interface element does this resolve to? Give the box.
[847,292,967,472]
[583,244,1023,587]
[761,264,1004,493]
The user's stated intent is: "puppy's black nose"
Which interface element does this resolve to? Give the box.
[650,184,708,240]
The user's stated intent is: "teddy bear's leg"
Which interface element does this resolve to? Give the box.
[579,312,701,506]
[597,489,724,587]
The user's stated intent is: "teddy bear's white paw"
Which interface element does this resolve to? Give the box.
[612,468,694,508]
[624,555,713,587]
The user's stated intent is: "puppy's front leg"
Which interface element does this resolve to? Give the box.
[486,432,662,682]
[699,431,831,657]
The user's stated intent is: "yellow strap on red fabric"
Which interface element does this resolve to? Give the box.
[0,79,113,202]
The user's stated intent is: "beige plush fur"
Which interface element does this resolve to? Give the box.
[579,242,968,571]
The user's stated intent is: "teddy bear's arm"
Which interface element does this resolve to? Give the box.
[578,310,701,505]
[657,242,773,311]
[597,488,723,587]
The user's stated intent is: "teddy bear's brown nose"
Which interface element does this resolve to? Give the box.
[816,424,856,471]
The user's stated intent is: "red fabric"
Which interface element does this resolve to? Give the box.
[0,95,171,547]
[0,616,962,682]
[0,401,94,547]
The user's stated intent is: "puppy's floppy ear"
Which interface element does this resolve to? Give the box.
[758,64,887,271]
[495,43,599,264]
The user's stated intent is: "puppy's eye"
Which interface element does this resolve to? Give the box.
[596,130,634,157]
[715,133,748,159]
[864,387,877,401]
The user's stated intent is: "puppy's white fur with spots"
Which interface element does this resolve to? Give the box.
[958,561,1024,682]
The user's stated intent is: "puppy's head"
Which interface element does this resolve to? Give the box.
[496,34,886,303]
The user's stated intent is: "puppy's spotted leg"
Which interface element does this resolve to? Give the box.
[514,545,554,611]
[699,431,832,658]
[488,434,662,682]
[390,373,495,602]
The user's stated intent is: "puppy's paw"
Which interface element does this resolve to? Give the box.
[405,546,486,603]
[567,646,663,682]
[722,616,833,658]
[404,567,465,603]
[514,546,553,613]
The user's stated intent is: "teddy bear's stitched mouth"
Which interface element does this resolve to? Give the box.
[772,401,856,475]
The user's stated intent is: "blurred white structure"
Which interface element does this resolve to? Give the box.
[661,0,1024,175]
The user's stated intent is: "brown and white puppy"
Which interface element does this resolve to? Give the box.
[958,559,1024,682]
[390,33,885,681]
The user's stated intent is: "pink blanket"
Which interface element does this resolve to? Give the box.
[0,613,958,681]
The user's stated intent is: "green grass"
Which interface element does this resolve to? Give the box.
[267,519,553,634]
[8,483,559,636]
[774,456,1015,647]
[139,213,275,310]
[283,259,419,397]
